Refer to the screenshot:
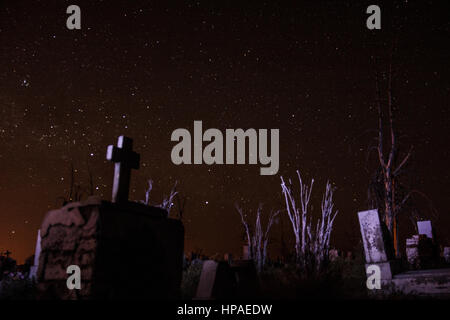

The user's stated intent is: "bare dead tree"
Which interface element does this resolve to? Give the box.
[280,171,314,265]
[374,64,413,256]
[141,179,178,216]
[160,181,178,216]
[367,63,439,257]
[59,163,90,206]
[236,203,254,262]
[280,171,338,274]
[263,209,280,268]
[307,181,338,272]
[142,179,153,205]
[235,203,279,272]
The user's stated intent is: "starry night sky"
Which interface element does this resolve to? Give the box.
[1,1,449,262]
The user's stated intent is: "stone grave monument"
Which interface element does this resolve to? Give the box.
[406,220,438,269]
[417,220,433,239]
[195,260,236,299]
[358,209,398,283]
[358,209,450,296]
[195,259,260,299]
[36,136,184,299]
[229,259,260,298]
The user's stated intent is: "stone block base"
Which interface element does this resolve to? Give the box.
[36,197,184,299]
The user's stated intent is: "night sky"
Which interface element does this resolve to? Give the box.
[1,1,449,263]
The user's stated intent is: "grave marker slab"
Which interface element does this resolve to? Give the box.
[358,209,388,263]
[417,220,433,239]
[195,260,236,299]
[230,260,260,298]
[358,209,397,280]
[358,210,450,296]
[36,137,184,299]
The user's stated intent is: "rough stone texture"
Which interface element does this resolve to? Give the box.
[406,234,439,270]
[358,209,394,264]
[366,262,396,281]
[406,235,420,268]
[390,268,450,297]
[36,196,184,299]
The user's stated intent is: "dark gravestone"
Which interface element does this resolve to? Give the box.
[36,136,184,299]
[230,260,260,298]
[407,221,439,270]
[195,260,236,299]
[37,198,184,299]
[195,260,260,299]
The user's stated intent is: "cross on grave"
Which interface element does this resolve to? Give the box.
[4,250,12,258]
[106,136,140,203]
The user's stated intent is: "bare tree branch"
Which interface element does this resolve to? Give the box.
[393,146,413,177]
[280,171,338,274]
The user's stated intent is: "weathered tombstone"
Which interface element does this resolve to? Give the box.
[406,235,420,268]
[36,136,184,299]
[195,260,236,299]
[406,221,438,270]
[417,220,433,239]
[358,209,397,281]
[28,229,41,279]
[359,214,450,296]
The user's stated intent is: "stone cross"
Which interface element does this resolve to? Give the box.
[106,136,140,203]
[4,250,11,258]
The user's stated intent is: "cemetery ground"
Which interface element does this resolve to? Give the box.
[0,245,368,300]
[2,244,449,300]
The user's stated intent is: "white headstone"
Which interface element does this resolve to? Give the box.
[195,260,235,299]
[358,209,397,281]
[358,209,388,263]
[417,220,433,239]
[195,260,219,299]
